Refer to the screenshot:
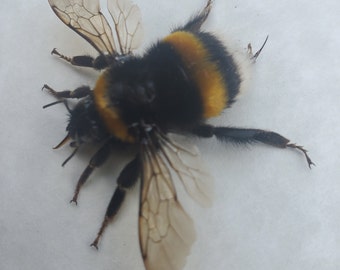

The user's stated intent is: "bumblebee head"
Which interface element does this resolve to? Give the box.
[66,96,109,146]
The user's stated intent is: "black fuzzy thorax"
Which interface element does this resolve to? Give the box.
[105,41,204,133]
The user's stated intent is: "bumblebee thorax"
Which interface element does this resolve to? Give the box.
[93,67,156,143]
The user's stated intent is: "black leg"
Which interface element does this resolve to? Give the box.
[192,124,314,168]
[70,142,112,205]
[181,0,212,32]
[90,156,141,249]
[42,84,91,99]
[42,84,92,109]
[51,48,114,70]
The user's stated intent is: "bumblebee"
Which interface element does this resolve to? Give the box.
[43,0,314,269]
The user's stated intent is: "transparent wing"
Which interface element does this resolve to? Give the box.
[48,0,117,54]
[139,130,212,270]
[107,0,144,54]
[160,135,213,207]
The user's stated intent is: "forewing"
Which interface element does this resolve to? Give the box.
[48,0,116,54]
[139,144,195,270]
[107,0,144,54]
[139,132,212,270]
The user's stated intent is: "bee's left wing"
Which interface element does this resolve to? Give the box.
[48,0,117,55]
[139,131,212,270]
[48,0,143,55]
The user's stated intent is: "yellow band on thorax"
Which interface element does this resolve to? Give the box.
[93,73,135,143]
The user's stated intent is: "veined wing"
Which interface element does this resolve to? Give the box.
[48,0,143,55]
[139,129,212,270]
[107,0,143,54]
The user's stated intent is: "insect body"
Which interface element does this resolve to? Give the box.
[44,1,314,270]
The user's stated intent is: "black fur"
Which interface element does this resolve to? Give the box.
[67,95,109,145]
[104,41,205,134]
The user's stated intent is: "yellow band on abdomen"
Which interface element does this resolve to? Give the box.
[163,31,227,118]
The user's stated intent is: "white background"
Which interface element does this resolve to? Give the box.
[1,0,339,270]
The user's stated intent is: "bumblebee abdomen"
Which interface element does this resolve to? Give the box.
[163,30,241,119]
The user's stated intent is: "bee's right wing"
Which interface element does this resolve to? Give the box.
[48,0,143,55]
[139,141,196,270]
[139,130,212,270]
